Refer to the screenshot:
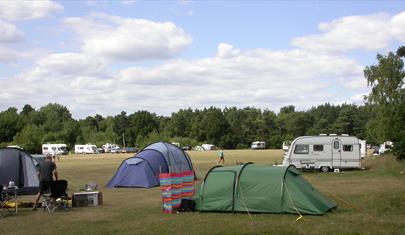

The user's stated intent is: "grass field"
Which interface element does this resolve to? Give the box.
[1,150,405,235]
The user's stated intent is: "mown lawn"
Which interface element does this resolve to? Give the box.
[1,150,404,235]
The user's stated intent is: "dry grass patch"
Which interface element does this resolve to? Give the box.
[0,150,404,235]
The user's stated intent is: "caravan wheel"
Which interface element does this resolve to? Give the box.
[320,166,329,172]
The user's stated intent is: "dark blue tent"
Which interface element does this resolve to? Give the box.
[106,142,195,188]
[0,147,39,195]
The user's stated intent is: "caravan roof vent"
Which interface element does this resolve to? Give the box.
[329,134,337,136]
[319,134,327,136]
[341,134,349,136]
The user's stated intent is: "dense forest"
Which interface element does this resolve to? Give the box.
[0,47,403,159]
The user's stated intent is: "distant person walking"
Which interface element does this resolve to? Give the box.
[32,154,58,211]
[217,148,225,165]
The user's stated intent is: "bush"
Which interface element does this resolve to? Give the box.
[393,140,405,161]
[135,131,169,149]
[236,143,248,149]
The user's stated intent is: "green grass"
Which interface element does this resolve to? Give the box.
[1,150,404,235]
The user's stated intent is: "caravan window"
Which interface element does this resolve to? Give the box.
[334,141,340,149]
[43,147,48,150]
[313,145,324,151]
[343,145,353,152]
[294,144,309,154]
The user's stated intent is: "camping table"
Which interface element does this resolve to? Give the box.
[2,187,18,214]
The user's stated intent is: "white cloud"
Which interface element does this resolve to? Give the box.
[35,53,107,76]
[292,11,405,53]
[349,93,368,104]
[217,43,240,58]
[63,13,192,61]
[0,0,63,21]
[121,0,137,5]
[0,43,368,118]
[0,47,52,64]
[390,11,405,41]
[0,47,17,63]
[0,20,23,42]
[344,76,368,90]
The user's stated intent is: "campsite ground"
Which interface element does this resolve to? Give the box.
[1,150,404,235]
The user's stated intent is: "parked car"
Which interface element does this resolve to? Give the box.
[111,147,122,153]
[124,147,138,153]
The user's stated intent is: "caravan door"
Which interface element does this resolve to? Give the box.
[332,139,341,168]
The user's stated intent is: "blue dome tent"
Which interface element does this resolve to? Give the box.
[107,142,195,188]
[0,147,39,195]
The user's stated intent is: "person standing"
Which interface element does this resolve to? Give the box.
[51,152,59,163]
[32,154,58,211]
[217,148,225,165]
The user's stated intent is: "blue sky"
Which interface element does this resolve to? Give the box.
[0,1,404,118]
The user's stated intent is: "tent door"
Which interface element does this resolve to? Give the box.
[201,171,236,211]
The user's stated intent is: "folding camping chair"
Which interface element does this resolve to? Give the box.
[0,187,12,217]
[42,180,69,213]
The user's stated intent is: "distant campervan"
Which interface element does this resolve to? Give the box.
[251,141,266,149]
[74,144,97,154]
[42,143,67,155]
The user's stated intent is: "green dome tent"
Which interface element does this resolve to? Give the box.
[194,163,336,215]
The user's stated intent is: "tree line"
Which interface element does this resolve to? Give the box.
[0,47,403,159]
[0,103,377,153]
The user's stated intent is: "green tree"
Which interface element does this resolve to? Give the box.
[276,106,297,141]
[127,111,160,146]
[62,120,80,149]
[135,130,169,149]
[307,103,340,135]
[284,111,313,138]
[199,107,229,146]
[113,111,129,145]
[189,110,205,142]
[38,103,72,132]
[167,108,194,137]
[332,104,357,135]
[364,47,405,159]
[0,107,21,143]
[98,116,117,144]
[14,124,44,153]
[20,104,35,116]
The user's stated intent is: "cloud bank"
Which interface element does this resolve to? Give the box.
[1,10,404,118]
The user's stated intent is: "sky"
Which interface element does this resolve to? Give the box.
[0,1,404,119]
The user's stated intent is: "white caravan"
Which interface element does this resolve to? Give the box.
[75,144,97,154]
[282,135,362,172]
[42,143,68,155]
[282,141,291,157]
[359,139,367,158]
[202,144,216,151]
[378,141,393,155]
[251,141,266,149]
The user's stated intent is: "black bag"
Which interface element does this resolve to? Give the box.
[179,199,195,212]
